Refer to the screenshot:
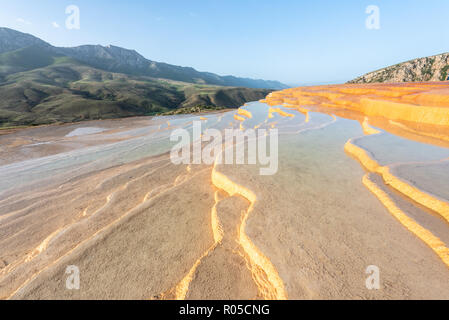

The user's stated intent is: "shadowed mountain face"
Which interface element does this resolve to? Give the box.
[0,28,278,127]
[349,53,449,84]
[0,28,50,54]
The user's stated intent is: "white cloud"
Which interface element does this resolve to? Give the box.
[16,18,31,25]
[52,22,60,28]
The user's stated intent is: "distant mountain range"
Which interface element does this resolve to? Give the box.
[0,28,287,89]
[349,52,449,83]
[0,27,283,127]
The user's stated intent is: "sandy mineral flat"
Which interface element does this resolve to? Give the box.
[1,82,449,299]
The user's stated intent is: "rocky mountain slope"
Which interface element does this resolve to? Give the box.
[0,28,287,89]
[0,28,50,54]
[349,53,449,83]
[0,28,275,127]
[0,57,270,127]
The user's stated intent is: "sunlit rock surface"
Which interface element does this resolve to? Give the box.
[1,82,449,299]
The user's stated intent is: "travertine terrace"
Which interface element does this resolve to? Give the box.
[263,82,449,141]
[264,82,449,270]
[1,82,449,299]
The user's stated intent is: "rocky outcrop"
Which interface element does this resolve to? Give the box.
[349,53,449,83]
[0,28,50,54]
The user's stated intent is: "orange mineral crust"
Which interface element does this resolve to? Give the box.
[2,98,449,300]
[264,82,449,144]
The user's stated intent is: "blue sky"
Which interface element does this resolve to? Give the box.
[1,0,448,85]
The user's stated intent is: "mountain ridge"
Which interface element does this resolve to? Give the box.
[0,31,274,127]
[0,28,275,128]
[0,27,287,89]
[349,52,449,84]
[0,27,51,53]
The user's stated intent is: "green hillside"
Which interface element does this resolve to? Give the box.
[0,28,276,128]
[0,61,270,127]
